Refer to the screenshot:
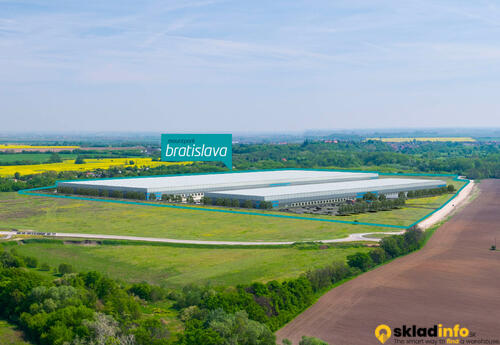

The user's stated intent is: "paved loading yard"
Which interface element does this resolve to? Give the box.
[277,180,500,344]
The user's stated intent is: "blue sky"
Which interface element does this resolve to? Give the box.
[1,0,499,132]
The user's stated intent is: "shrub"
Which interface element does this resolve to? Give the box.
[369,248,386,265]
[0,250,24,268]
[260,201,272,209]
[24,256,38,268]
[58,263,74,275]
[74,156,85,164]
[57,186,73,194]
[347,252,373,271]
[243,200,254,208]
[363,192,377,201]
[132,317,170,345]
[129,282,152,300]
[306,261,352,292]
[110,190,123,199]
[299,336,329,345]
[129,282,166,302]
[379,236,401,258]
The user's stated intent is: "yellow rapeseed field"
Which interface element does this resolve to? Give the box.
[365,137,476,143]
[0,158,185,177]
[0,144,80,149]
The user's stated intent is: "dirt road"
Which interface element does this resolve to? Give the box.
[277,179,500,345]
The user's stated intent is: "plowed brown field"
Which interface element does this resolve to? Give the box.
[277,180,500,345]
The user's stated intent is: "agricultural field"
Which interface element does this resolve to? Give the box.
[0,153,78,163]
[0,320,31,345]
[0,158,183,177]
[1,241,369,287]
[0,144,80,150]
[365,137,476,142]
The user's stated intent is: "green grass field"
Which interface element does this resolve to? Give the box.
[3,241,369,287]
[0,193,397,242]
[0,320,31,345]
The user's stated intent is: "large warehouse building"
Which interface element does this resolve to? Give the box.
[57,170,378,200]
[56,169,445,208]
[204,178,445,208]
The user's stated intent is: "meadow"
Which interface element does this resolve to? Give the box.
[0,192,388,241]
[1,240,369,287]
[0,320,31,345]
[0,158,182,177]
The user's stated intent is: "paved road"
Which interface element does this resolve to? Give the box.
[418,178,474,230]
[0,230,404,245]
[276,179,500,344]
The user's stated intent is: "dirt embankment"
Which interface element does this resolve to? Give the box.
[277,179,500,345]
[417,178,474,230]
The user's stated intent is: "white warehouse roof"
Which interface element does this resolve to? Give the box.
[205,178,446,203]
[57,170,379,194]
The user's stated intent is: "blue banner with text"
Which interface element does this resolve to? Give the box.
[161,134,232,169]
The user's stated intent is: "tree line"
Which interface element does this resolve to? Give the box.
[407,184,455,198]
[55,187,276,209]
[337,197,405,215]
[57,186,147,200]
[201,196,273,209]
[232,141,500,179]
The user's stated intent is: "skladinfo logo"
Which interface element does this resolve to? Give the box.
[375,324,391,344]
[375,324,470,344]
